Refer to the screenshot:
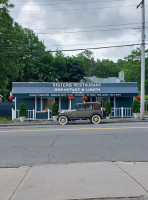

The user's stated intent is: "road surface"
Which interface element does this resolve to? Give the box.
[0,122,148,167]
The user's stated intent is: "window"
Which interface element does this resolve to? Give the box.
[77,105,85,110]
[96,97,108,108]
[42,98,55,111]
[86,104,92,110]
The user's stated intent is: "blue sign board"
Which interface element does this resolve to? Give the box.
[12,82,138,98]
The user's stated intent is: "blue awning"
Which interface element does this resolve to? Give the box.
[12,82,138,98]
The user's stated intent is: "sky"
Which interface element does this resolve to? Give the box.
[9,0,148,61]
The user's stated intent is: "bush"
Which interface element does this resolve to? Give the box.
[131,98,140,113]
[51,103,58,116]
[19,103,26,117]
[105,100,111,115]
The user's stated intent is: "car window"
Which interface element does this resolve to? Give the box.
[86,104,92,110]
[77,105,85,110]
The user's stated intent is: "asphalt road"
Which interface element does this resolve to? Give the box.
[0,122,148,168]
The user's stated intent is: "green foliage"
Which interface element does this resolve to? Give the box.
[51,103,59,116]
[51,53,86,82]
[105,100,111,115]
[0,116,12,121]
[146,103,148,112]
[145,95,148,100]
[77,50,95,76]
[131,99,140,113]
[116,48,148,94]
[0,1,46,100]
[96,59,120,78]
[19,103,26,117]
[64,57,86,82]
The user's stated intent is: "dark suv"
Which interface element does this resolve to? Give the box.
[58,102,108,125]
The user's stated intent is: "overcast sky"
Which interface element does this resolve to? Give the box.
[9,0,148,61]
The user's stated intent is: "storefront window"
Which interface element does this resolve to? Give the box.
[42,98,55,110]
[96,97,108,108]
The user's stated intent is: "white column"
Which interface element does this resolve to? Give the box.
[15,97,16,111]
[48,109,50,120]
[121,107,124,118]
[59,97,61,112]
[114,97,116,117]
[69,100,71,110]
[41,97,43,111]
[35,97,37,120]
[12,108,16,121]
[33,109,35,120]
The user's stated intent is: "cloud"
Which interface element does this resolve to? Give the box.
[10,0,147,61]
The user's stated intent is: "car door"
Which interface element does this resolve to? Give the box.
[71,105,87,118]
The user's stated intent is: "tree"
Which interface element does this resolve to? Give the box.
[51,103,59,116]
[131,98,140,113]
[52,53,86,82]
[117,48,148,94]
[28,52,55,82]
[0,0,46,100]
[64,57,86,82]
[105,100,111,116]
[52,52,67,82]
[19,103,26,117]
[14,26,46,82]
[0,0,15,100]
[96,59,119,78]
[77,50,96,76]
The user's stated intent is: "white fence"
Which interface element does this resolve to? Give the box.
[111,107,133,118]
[12,109,51,120]
[12,109,35,120]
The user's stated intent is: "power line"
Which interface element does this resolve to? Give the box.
[0,22,145,32]
[1,26,143,36]
[0,43,142,55]
[29,22,145,31]
[34,27,142,35]
[10,4,138,12]
[10,0,134,2]
[10,0,135,6]
[0,40,141,49]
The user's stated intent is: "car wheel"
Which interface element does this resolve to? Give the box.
[59,116,68,125]
[91,115,101,124]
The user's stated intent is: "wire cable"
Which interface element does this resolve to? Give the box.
[10,0,135,3]
[9,0,136,6]
[0,26,142,36]
[0,43,142,55]
[0,40,140,49]
[29,22,145,31]
[10,4,138,12]
[33,27,141,35]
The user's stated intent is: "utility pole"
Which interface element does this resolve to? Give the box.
[137,0,145,120]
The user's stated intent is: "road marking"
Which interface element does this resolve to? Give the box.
[0,126,148,133]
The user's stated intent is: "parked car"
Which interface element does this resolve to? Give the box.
[58,102,108,125]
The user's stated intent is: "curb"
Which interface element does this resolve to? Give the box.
[0,118,148,127]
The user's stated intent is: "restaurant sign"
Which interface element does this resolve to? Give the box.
[52,83,101,93]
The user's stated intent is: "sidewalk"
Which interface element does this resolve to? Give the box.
[0,117,148,127]
[0,162,148,200]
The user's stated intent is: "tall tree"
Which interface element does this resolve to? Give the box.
[77,50,96,76]
[0,0,46,100]
[117,48,148,94]
[96,59,119,78]
[65,56,86,82]
[0,0,15,100]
